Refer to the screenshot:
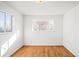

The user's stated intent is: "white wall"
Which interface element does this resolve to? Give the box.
[24,15,63,45]
[63,5,79,57]
[0,2,23,56]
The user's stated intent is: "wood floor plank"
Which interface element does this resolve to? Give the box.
[11,46,75,57]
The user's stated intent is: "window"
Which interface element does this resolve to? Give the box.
[0,12,5,32]
[0,11,12,32]
[6,13,12,32]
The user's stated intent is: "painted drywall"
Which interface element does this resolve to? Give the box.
[63,5,79,56]
[24,15,63,45]
[0,2,23,56]
[6,1,79,15]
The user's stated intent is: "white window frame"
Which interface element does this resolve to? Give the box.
[0,11,12,33]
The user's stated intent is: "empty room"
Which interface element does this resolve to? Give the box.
[0,1,79,57]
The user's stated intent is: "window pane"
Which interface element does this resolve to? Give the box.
[6,13,12,32]
[0,12,5,32]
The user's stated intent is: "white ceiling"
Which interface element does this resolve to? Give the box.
[4,1,79,15]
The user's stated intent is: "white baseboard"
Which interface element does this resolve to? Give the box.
[24,44,63,46]
[63,44,76,57]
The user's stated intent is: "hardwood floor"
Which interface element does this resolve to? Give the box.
[11,46,75,57]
